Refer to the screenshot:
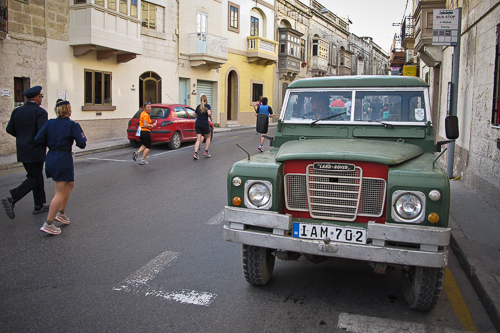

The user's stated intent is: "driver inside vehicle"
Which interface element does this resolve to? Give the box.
[302,94,334,120]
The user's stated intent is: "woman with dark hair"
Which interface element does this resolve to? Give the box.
[35,97,87,235]
[133,102,157,165]
[193,95,213,159]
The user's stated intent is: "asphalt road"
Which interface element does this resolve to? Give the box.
[0,129,495,332]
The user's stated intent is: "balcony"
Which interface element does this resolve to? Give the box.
[188,32,228,69]
[414,0,446,67]
[390,34,405,68]
[278,27,303,80]
[247,36,278,66]
[69,2,142,63]
[401,16,415,49]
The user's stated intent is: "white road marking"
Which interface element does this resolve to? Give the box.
[152,145,192,156]
[337,313,467,333]
[145,289,216,306]
[86,157,133,162]
[113,250,217,306]
[206,210,224,225]
[113,251,180,292]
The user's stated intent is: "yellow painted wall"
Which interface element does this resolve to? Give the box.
[220,52,275,126]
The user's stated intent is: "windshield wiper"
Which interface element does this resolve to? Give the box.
[311,112,347,125]
[366,120,394,128]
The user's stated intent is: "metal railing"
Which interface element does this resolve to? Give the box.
[188,33,228,59]
[401,16,414,40]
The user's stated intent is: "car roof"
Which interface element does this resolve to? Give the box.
[148,104,193,108]
[287,75,428,89]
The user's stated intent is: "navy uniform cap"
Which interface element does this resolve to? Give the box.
[23,86,43,98]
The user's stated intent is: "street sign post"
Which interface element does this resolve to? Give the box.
[432,9,460,46]
[433,8,462,178]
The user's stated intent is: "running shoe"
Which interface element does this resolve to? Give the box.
[40,222,61,235]
[2,197,15,219]
[32,204,49,214]
[203,151,211,158]
[139,158,149,165]
[258,146,264,152]
[132,151,139,161]
[55,212,70,224]
[193,152,199,160]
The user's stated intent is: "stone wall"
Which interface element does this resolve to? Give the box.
[0,0,48,155]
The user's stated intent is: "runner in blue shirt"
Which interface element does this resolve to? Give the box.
[255,97,273,152]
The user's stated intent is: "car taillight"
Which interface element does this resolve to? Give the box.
[161,121,173,127]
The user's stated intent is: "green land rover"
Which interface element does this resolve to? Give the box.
[223,76,459,311]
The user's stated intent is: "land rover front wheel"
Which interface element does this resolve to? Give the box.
[242,245,275,286]
[402,266,445,311]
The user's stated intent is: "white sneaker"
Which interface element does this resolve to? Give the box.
[40,222,61,235]
[139,159,149,165]
[55,212,70,224]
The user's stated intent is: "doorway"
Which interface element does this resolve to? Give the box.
[139,72,162,107]
[227,70,238,121]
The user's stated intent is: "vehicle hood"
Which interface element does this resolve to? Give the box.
[275,139,424,165]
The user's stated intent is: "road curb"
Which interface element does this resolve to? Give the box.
[449,233,500,332]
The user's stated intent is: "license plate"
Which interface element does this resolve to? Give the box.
[292,223,367,244]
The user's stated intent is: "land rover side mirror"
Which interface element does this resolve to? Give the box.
[445,116,459,140]
[256,114,274,146]
[436,116,459,152]
[256,113,269,133]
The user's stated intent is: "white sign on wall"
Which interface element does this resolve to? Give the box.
[432,9,460,46]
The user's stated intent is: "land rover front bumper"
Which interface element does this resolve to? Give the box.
[223,206,450,268]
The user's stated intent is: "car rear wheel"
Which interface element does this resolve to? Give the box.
[402,266,444,311]
[129,140,140,148]
[168,132,182,150]
[242,244,275,286]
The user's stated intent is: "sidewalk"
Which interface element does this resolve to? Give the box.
[1,125,499,331]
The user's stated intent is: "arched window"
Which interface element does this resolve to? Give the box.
[139,72,161,107]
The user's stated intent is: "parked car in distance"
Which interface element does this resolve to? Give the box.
[127,104,214,149]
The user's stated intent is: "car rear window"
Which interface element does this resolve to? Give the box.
[150,108,170,119]
[133,108,171,119]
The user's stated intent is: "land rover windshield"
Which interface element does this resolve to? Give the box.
[282,90,429,124]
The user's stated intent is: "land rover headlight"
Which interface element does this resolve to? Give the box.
[391,191,426,223]
[244,180,272,209]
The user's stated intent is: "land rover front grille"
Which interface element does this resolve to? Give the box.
[284,164,386,221]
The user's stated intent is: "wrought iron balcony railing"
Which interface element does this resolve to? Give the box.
[188,32,228,59]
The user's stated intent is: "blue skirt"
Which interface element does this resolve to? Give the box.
[45,151,74,182]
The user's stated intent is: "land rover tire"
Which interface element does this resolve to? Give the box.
[242,244,275,286]
[402,266,445,311]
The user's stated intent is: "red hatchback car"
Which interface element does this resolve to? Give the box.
[127,104,214,149]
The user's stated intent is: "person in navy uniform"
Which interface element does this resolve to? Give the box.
[2,86,49,219]
[35,98,86,235]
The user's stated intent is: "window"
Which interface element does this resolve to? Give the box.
[280,43,285,54]
[197,11,208,41]
[142,2,158,30]
[14,77,30,106]
[130,0,137,17]
[301,39,306,61]
[251,82,263,103]
[493,25,500,126]
[108,0,116,10]
[228,3,239,33]
[119,0,127,14]
[250,16,259,36]
[85,70,112,105]
[0,0,6,34]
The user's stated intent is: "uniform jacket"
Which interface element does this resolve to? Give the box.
[6,102,48,163]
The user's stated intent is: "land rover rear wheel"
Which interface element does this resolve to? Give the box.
[242,245,275,286]
[402,266,445,311]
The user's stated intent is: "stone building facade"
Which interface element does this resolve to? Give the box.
[415,0,500,208]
